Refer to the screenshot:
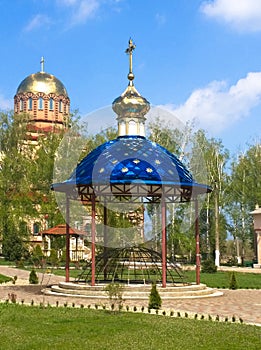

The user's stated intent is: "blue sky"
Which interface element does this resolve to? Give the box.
[0,0,260,155]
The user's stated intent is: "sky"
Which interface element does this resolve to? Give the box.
[0,0,260,155]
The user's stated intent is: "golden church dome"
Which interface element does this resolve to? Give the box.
[112,84,150,117]
[14,58,70,139]
[112,39,150,137]
[16,71,68,97]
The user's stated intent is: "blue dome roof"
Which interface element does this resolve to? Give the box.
[52,135,211,200]
[62,136,193,186]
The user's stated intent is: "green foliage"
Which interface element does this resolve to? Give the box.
[104,283,124,310]
[148,283,162,310]
[229,271,238,290]
[59,248,67,264]
[226,143,261,259]
[2,218,28,261]
[31,245,44,267]
[29,269,39,284]
[201,259,217,273]
[0,111,64,260]
[48,248,59,267]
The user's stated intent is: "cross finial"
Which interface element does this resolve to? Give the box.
[40,56,45,73]
[125,38,135,84]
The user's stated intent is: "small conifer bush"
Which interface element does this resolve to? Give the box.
[29,269,39,284]
[148,283,162,310]
[201,259,217,273]
[229,271,238,290]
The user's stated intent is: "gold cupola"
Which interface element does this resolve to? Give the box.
[112,39,150,137]
[16,57,68,97]
[14,57,70,140]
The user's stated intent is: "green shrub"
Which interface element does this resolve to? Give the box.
[229,271,238,290]
[48,248,59,267]
[201,259,217,273]
[31,245,44,268]
[148,283,162,310]
[29,269,39,284]
[104,283,124,311]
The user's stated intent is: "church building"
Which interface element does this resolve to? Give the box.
[14,57,70,141]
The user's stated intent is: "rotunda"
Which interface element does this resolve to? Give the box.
[52,39,211,288]
[14,57,70,140]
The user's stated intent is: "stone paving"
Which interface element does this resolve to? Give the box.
[0,266,261,326]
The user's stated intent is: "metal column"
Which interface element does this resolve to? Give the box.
[195,199,200,285]
[91,194,96,286]
[161,197,167,288]
[65,195,70,282]
[103,203,108,280]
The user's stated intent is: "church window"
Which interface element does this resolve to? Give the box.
[19,99,23,111]
[59,100,63,112]
[49,98,54,110]
[129,120,136,135]
[38,97,43,110]
[28,98,33,110]
[33,222,40,235]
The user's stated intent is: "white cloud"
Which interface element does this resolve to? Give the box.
[155,13,166,26]
[58,0,100,25]
[201,0,261,32]
[160,72,261,134]
[24,14,52,32]
[0,94,12,110]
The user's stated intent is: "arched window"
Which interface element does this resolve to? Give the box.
[38,97,43,110]
[19,99,24,111]
[33,223,40,235]
[49,98,54,110]
[28,97,33,110]
[129,120,136,135]
[59,100,63,112]
[119,121,125,136]
[140,121,145,136]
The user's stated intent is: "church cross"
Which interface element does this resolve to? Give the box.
[40,56,45,73]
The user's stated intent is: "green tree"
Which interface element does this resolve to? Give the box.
[48,248,59,267]
[31,244,44,267]
[29,268,39,284]
[0,112,33,260]
[227,142,261,263]
[192,130,229,266]
[104,283,124,310]
[147,118,194,254]
[2,217,28,261]
[148,283,162,310]
[229,271,238,290]
[0,111,68,261]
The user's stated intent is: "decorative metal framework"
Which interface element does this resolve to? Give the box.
[76,246,186,285]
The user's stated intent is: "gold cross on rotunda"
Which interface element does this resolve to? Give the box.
[125,38,135,84]
[40,56,45,73]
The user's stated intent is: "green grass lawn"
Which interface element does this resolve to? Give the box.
[0,274,12,284]
[184,270,261,289]
[0,259,14,266]
[0,304,260,350]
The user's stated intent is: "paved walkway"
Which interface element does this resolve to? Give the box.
[0,266,261,326]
